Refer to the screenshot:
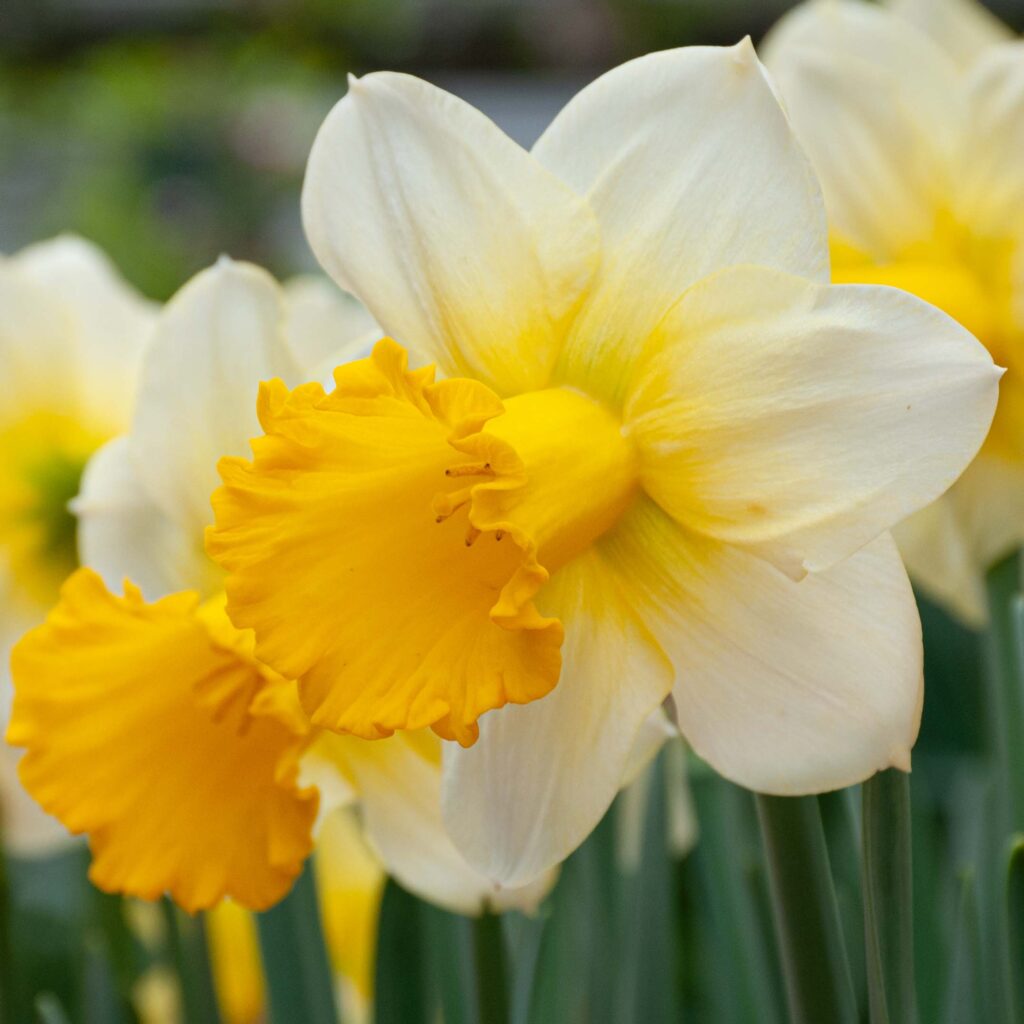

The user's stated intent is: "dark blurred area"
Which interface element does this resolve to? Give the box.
[2,0,1023,298]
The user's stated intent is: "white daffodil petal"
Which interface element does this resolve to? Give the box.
[302,72,599,396]
[12,235,156,430]
[764,0,962,260]
[74,437,213,601]
[531,40,828,402]
[956,42,1024,241]
[283,275,382,381]
[626,265,1000,576]
[130,259,302,542]
[333,734,555,915]
[892,495,988,629]
[901,455,1024,626]
[442,549,673,888]
[607,498,922,795]
[0,264,79,424]
[886,0,1013,68]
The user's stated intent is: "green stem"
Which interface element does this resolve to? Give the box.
[161,901,221,1024]
[862,769,918,1024]
[983,554,1024,833]
[473,911,509,1024]
[755,793,857,1024]
[1006,837,1024,1024]
[373,880,431,1024]
[256,859,337,1024]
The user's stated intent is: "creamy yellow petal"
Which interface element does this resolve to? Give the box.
[605,498,922,794]
[302,72,598,396]
[886,0,1013,68]
[764,0,962,261]
[74,437,214,602]
[625,265,999,576]
[892,496,988,628]
[0,264,79,425]
[956,43,1024,246]
[7,569,317,912]
[532,40,828,404]
[130,259,303,549]
[283,275,381,382]
[441,548,673,888]
[208,340,563,746]
[313,731,555,914]
[11,235,156,433]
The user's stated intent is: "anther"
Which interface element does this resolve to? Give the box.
[464,526,481,547]
[495,530,504,541]
[445,462,493,478]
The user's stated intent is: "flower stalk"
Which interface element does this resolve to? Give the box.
[862,769,917,1024]
[256,859,336,1024]
[983,554,1024,833]
[473,910,510,1024]
[755,793,857,1024]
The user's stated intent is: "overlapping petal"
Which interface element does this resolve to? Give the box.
[442,549,673,887]
[302,71,599,396]
[7,569,317,911]
[129,259,303,550]
[605,499,922,794]
[625,265,1000,576]
[532,40,828,402]
[284,275,381,382]
[74,437,213,601]
[311,731,555,914]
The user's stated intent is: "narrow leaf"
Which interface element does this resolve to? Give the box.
[256,859,336,1024]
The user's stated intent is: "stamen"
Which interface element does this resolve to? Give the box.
[495,531,504,541]
[445,462,493,478]
[434,487,473,524]
[464,526,481,547]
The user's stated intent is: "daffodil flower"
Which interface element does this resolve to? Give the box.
[765,1,1024,626]
[7,258,555,914]
[0,235,155,856]
[205,40,1001,888]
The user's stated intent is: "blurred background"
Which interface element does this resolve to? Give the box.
[2,0,1019,300]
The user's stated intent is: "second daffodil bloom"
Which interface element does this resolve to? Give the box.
[206,40,1000,887]
[0,235,155,856]
[7,257,554,915]
[765,1,1024,625]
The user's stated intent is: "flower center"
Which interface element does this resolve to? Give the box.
[440,386,639,580]
[0,411,105,608]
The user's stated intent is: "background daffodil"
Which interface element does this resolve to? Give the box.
[886,0,1015,69]
[207,39,1001,890]
[0,235,154,858]
[765,0,1024,626]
